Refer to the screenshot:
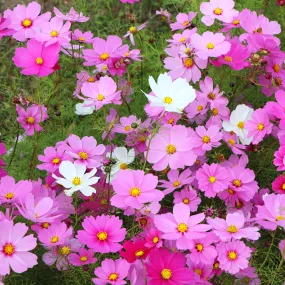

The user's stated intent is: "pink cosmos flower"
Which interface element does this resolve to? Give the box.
[76,215,126,253]
[187,233,218,265]
[222,132,246,155]
[196,163,229,198]
[13,39,60,77]
[173,187,201,212]
[123,23,147,46]
[93,258,130,285]
[54,7,89,22]
[167,29,197,46]
[274,145,285,171]
[216,240,252,274]
[111,170,163,210]
[0,176,32,204]
[113,115,140,134]
[147,125,197,171]
[145,248,194,285]
[144,228,163,249]
[35,16,71,47]
[200,0,238,26]
[62,134,105,168]
[16,104,49,136]
[120,239,150,263]
[185,97,209,121]
[186,259,212,284]
[7,1,51,42]
[38,222,72,247]
[256,194,285,230]
[73,70,97,97]
[279,240,285,259]
[156,8,171,23]
[191,32,231,60]
[221,9,250,33]
[170,12,197,31]
[207,211,260,241]
[81,76,121,110]
[206,101,230,129]
[245,108,273,144]
[0,14,14,39]
[0,143,7,179]
[0,220,37,275]
[272,175,285,194]
[72,29,93,44]
[159,168,194,195]
[265,90,285,127]
[154,203,211,250]
[69,248,97,266]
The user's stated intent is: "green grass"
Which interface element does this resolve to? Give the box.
[1,0,285,284]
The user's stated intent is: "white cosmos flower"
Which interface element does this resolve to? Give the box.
[75,100,95,116]
[143,73,196,113]
[52,161,99,196]
[222,104,253,145]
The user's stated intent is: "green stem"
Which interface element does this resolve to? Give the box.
[260,230,277,269]
[8,124,20,168]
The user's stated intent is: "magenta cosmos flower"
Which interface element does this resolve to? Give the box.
[0,175,32,204]
[16,104,49,136]
[69,248,97,266]
[216,240,252,274]
[81,76,121,110]
[76,215,126,253]
[173,187,201,212]
[147,125,197,171]
[145,248,194,285]
[120,239,150,263]
[0,220,37,275]
[274,145,285,171]
[272,175,285,194]
[7,1,51,42]
[62,134,105,168]
[154,203,211,250]
[200,0,238,26]
[196,163,229,198]
[72,29,93,44]
[170,12,197,31]
[191,32,231,60]
[111,170,163,210]
[93,258,130,285]
[13,39,60,77]
[54,7,89,22]
[207,211,260,242]
[145,228,163,249]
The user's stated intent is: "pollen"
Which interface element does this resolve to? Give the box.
[194,269,202,276]
[227,225,238,233]
[135,250,144,257]
[208,92,216,100]
[180,37,186,43]
[120,163,128,170]
[166,144,176,154]
[78,37,85,42]
[3,244,15,255]
[232,20,240,25]
[213,262,220,269]
[87,77,95,82]
[207,43,215,49]
[153,237,159,243]
[130,187,141,197]
[276,215,284,221]
[257,123,264,131]
[212,108,219,116]
[129,26,137,33]
[97,94,105,101]
[282,183,285,190]
[228,251,237,260]
[196,243,203,252]
[97,231,108,241]
[168,118,175,124]
[78,151,88,160]
[50,30,59,37]
[183,198,189,204]
[124,125,131,131]
[209,176,216,183]
[228,139,235,146]
[109,273,119,281]
[80,256,88,262]
[164,97,173,104]
[177,223,188,233]
[72,177,81,186]
[26,116,35,124]
[61,246,71,255]
[100,53,109,61]
[233,179,241,187]
[51,236,59,243]
[5,192,14,199]
[202,136,211,143]
[214,7,223,15]
[237,121,244,129]
[52,157,61,164]
[224,56,232,62]
[36,57,44,65]
[161,268,172,280]
[273,64,281,73]
[183,58,194,68]
[42,222,50,229]
[182,20,189,26]
[197,105,203,111]
[254,28,263,34]
[228,188,235,195]
[22,19,32,27]
[173,180,181,187]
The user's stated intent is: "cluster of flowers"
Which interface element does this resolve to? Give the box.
[1,0,285,284]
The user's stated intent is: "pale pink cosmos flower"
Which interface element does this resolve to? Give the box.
[222,132,246,155]
[69,248,97,266]
[0,176,32,204]
[185,97,209,122]
[167,28,197,46]
[54,7,89,22]
[13,39,60,78]
[191,32,231,60]
[207,211,260,242]
[156,8,171,23]
[173,187,201,212]
[265,90,285,127]
[93,258,130,285]
[113,115,140,134]
[170,12,197,31]
[62,134,105,168]
[102,108,118,140]
[216,240,252,274]
[16,104,49,136]
[72,29,93,44]
[0,220,37,275]
[73,70,97,97]
[200,0,238,26]
[111,170,163,210]
[7,1,51,42]
[81,76,121,110]
[123,23,147,46]
[159,168,194,195]
[206,102,230,128]
[0,14,14,39]
[154,203,211,250]
[35,16,71,47]
[196,163,229,198]
[147,125,197,171]
[221,9,250,33]
[186,259,212,284]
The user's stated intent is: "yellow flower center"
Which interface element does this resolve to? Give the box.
[97,94,105,101]
[166,144,176,154]
[208,92,216,100]
[100,53,109,60]
[97,231,108,241]
[202,136,211,143]
[257,123,264,131]
[237,121,244,129]
[209,176,216,183]
[233,179,241,187]
[196,243,203,252]
[173,180,181,187]
[80,256,88,262]
[161,268,172,280]
[164,97,173,104]
[130,187,141,197]
[168,118,175,124]
[276,215,284,221]
[109,273,119,281]
[228,188,235,195]
[120,163,128,170]
[182,20,189,26]
[177,223,188,233]
[36,57,44,65]
[228,251,237,260]
[214,7,223,15]
[232,20,240,25]
[50,30,59,37]
[72,177,81,186]
[212,108,219,116]
[87,77,95,82]
[213,262,220,269]
[254,28,263,34]
[227,225,238,233]
[228,139,235,146]
[194,269,202,276]
[26,116,35,124]
[207,43,215,49]
[78,37,85,42]
[197,105,203,111]
[183,198,189,204]
[42,222,50,229]
[183,58,194,68]
[124,52,130,57]
[153,237,159,243]
[129,26,137,33]
[273,64,281,73]
[78,151,88,160]
[100,198,107,205]
[51,236,59,243]
[135,250,144,257]
[224,56,232,62]
[180,37,186,43]
[52,157,61,164]
[3,244,15,255]
[124,125,131,131]
[282,183,285,190]
[5,192,14,199]
[22,19,32,27]
[61,246,71,255]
